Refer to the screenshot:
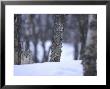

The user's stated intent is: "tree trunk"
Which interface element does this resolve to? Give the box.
[50,15,65,62]
[14,14,22,65]
[25,39,30,51]
[74,43,79,60]
[42,41,48,62]
[30,15,39,63]
[33,41,39,63]
[79,15,89,60]
[82,14,97,76]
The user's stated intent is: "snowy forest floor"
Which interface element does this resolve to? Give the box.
[14,41,83,76]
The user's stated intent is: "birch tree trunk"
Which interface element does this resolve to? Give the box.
[50,15,65,62]
[78,15,89,60]
[82,14,97,76]
[30,14,39,63]
[14,14,22,65]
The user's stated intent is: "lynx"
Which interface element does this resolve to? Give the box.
[21,49,33,64]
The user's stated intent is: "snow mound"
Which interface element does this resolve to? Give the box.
[14,42,83,76]
[14,60,83,76]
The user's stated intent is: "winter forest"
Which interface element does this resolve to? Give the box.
[14,14,97,76]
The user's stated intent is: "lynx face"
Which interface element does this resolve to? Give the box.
[21,50,33,64]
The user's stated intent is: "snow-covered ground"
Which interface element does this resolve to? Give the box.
[14,41,83,76]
